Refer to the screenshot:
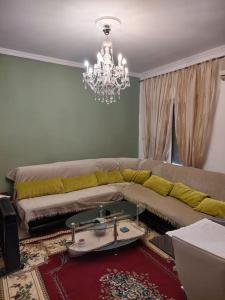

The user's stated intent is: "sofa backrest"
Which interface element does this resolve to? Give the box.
[7,157,225,201]
[7,158,140,183]
[138,159,162,171]
[153,163,225,201]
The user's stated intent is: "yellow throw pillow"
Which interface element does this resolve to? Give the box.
[107,170,124,184]
[143,175,173,196]
[170,182,207,208]
[62,173,98,193]
[95,171,109,185]
[194,198,225,217]
[16,177,64,200]
[122,169,137,182]
[133,170,151,184]
[122,169,151,184]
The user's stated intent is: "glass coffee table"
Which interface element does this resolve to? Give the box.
[65,201,146,257]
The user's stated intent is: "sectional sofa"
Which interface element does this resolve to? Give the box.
[7,158,225,233]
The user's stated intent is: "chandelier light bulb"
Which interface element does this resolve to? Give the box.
[122,58,127,65]
[97,52,103,62]
[118,53,122,62]
[84,60,89,67]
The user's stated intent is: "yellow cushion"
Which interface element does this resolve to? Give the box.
[170,182,207,208]
[122,169,137,182]
[133,170,151,184]
[195,198,225,217]
[107,170,124,184]
[95,171,109,185]
[62,173,98,193]
[143,175,173,196]
[16,177,64,200]
[122,169,151,184]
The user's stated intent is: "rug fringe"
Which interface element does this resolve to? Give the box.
[21,229,71,244]
[0,278,4,300]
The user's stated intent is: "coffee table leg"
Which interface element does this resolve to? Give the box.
[113,217,118,255]
[71,222,76,244]
[136,203,140,225]
[113,217,118,242]
[99,205,103,218]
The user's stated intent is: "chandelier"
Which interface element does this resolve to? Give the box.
[83,17,130,104]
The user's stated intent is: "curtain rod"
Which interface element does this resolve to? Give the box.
[139,55,225,82]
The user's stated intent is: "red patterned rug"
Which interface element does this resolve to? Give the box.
[38,242,184,300]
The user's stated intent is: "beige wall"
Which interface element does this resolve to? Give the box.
[204,79,225,173]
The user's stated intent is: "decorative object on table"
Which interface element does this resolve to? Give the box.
[94,218,107,236]
[82,16,130,104]
[77,238,86,247]
[120,226,130,233]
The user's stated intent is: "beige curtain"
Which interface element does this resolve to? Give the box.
[142,73,174,161]
[174,59,220,167]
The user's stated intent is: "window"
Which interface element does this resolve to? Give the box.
[171,105,181,165]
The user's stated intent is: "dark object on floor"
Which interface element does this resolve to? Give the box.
[151,234,175,258]
[0,197,22,274]
[139,209,176,258]
[28,211,76,234]
[140,210,177,234]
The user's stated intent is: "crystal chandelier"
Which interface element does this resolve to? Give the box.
[83,18,130,104]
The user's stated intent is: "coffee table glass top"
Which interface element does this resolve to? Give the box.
[65,201,145,229]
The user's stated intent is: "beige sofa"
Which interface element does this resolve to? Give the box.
[7,158,225,232]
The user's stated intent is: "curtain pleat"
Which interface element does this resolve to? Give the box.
[143,73,174,161]
[174,59,220,167]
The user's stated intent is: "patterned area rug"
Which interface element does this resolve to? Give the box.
[0,230,184,300]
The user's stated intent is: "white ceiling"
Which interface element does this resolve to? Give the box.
[0,0,225,74]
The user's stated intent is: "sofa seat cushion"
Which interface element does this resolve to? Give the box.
[16,184,125,228]
[122,184,208,228]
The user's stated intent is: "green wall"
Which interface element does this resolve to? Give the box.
[0,54,139,192]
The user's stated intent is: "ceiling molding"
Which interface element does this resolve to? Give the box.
[129,71,141,78]
[140,45,225,80]
[0,47,84,68]
[0,46,140,78]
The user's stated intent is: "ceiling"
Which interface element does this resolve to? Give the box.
[0,0,225,74]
